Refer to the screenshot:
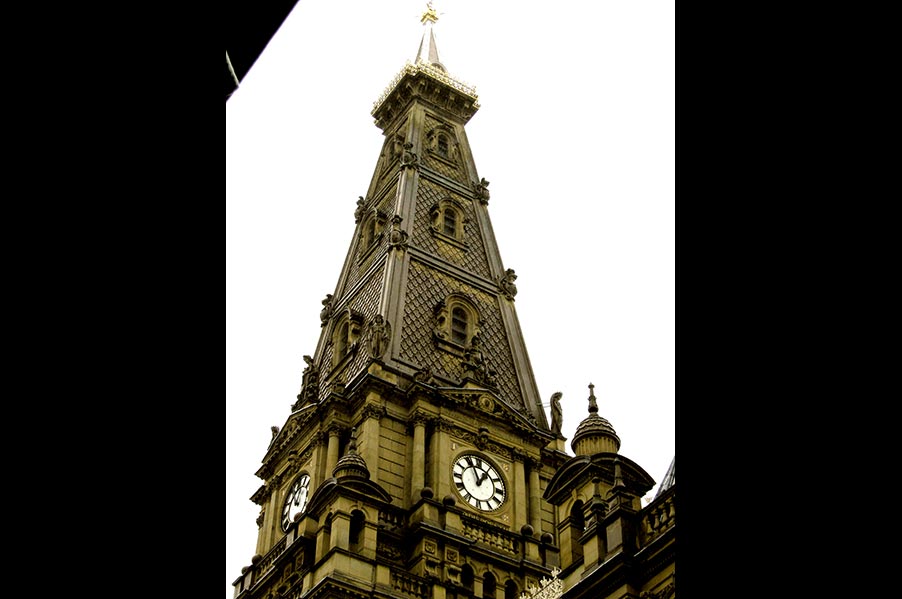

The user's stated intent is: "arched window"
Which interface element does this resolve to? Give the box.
[451,307,468,345]
[504,580,518,599]
[430,197,466,244]
[570,500,585,563]
[349,509,365,553]
[434,295,479,353]
[334,320,349,363]
[461,564,474,593]
[482,572,496,599]
[443,207,458,237]
[363,216,377,247]
[437,133,450,158]
[331,309,363,368]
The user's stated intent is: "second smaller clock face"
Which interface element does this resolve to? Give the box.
[281,473,310,531]
[452,454,506,511]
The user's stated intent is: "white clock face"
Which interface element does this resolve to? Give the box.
[281,473,310,531]
[452,454,506,511]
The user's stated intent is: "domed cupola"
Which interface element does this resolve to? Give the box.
[332,428,370,480]
[571,383,621,456]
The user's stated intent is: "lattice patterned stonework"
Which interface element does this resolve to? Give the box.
[411,178,491,279]
[399,260,523,410]
[317,263,385,399]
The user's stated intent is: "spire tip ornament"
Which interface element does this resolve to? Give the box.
[421,2,439,24]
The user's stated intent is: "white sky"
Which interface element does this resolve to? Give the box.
[226,1,674,597]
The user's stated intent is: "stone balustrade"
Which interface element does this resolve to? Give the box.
[461,516,519,554]
[391,569,432,599]
[640,486,675,547]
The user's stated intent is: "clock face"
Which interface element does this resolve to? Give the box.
[452,454,506,511]
[281,473,310,531]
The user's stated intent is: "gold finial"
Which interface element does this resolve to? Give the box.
[421,1,438,24]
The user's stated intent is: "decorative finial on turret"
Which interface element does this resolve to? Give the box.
[588,382,598,414]
[332,426,370,480]
[421,1,439,24]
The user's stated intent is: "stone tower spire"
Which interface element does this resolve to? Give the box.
[287,1,551,432]
[415,2,445,71]
[235,8,565,599]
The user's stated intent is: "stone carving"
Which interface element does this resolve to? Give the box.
[362,403,387,421]
[433,417,513,460]
[499,268,518,299]
[292,355,319,410]
[390,135,405,162]
[550,391,563,434]
[413,367,436,385]
[400,142,419,168]
[389,214,409,250]
[409,409,431,427]
[432,299,449,341]
[320,294,334,327]
[476,427,490,450]
[463,333,498,387]
[377,542,402,561]
[367,314,392,359]
[429,204,441,232]
[354,196,366,223]
[347,309,365,346]
[462,332,485,374]
[640,580,675,599]
[474,177,490,204]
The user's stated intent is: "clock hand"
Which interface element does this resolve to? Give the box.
[477,470,488,486]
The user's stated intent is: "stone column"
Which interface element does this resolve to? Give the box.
[359,403,385,475]
[528,459,542,534]
[512,449,527,529]
[326,425,341,475]
[259,473,282,553]
[410,412,428,501]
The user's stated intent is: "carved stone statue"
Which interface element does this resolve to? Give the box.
[433,300,448,341]
[414,367,435,385]
[390,135,404,161]
[354,196,366,223]
[293,354,319,410]
[550,391,563,434]
[500,268,518,299]
[463,332,488,381]
[400,142,419,168]
[320,294,334,327]
[474,177,490,204]
[389,214,408,249]
[367,314,391,359]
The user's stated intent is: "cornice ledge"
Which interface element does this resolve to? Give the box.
[372,61,479,120]
[257,406,319,478]
[406,249,498,295]
[417,166,478,198]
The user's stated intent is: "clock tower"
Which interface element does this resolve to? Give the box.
[231,6,569,599]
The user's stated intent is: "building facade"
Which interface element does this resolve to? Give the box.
[230,7,674,599]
